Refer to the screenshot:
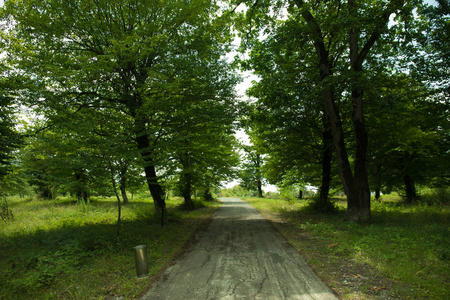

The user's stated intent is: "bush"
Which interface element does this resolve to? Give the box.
[0,195,14,221]
[419,187,450,207]
[305,195,338,214]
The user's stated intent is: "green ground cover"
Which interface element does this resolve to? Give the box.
[0,195,219,299]
[244,196,449,299]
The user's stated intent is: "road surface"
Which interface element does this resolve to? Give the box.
[142,198,337,300]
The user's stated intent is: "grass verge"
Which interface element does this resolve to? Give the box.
[0,195,219,299]
[243,197,449,299]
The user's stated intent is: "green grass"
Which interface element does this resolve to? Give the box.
[243,196,450,299]
[0,194,219,299]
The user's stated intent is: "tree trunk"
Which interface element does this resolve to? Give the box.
[119,166,129,204]
[293,0,400,221]
[375,188,380,201]
[181,171,195,210]
[120,185,129,205]
[144,163,165,213]
[347,87,371,221]
[179,150,195,210]
[318,115,333,205]
[109,166,122,237]
[134,130,165,214]
[74,168,89,203]
[257,178,263,198]
[403,174,417,203]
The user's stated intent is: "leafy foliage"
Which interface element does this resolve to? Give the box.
[1,0,240,207]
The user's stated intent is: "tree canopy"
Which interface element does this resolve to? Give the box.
[1,0,241,216]
[0,0,448,221]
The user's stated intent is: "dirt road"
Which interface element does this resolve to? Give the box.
[142,198,337,300]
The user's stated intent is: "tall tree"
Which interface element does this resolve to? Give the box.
[364,0,450,202]
[2,0,238,219]
[0,60,21,181]
[168,96,240,209]
[241,20,336,206]
[239,144,265,198]
[233,0,416,221]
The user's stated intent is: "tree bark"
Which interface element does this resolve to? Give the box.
[119,166,129,204]
[180,152,195,210]
[318,115,333,205]
[403,174,417,203]
[120,185,129,205]
[181,171,195,210]
[347,87,371,220]
[257,178,263,198]
[134,131,166,214]
[111,172,122,237]
[292,0,403,221]
[375,188,381,201]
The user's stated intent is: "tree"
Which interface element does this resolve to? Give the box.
[168,101,240,209]
[363,0,450,202]
[2,0,239,220]
[239,144,265,198]
[233,0,417,221]
[241,20,336,206]
[364,72,448,203]
[0,59,21,181]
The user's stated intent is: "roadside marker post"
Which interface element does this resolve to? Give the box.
[134,245,149,279]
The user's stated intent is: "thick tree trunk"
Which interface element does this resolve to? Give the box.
[293,0,403,221]
[143,163,165,213]
[403,174,417,203]
[347,87,371,221]
[322,83,371,221]
[257,178,263,198]
[135,132,165,215]
[181,171,195,210]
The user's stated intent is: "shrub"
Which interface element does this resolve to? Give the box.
[419,187,450,207]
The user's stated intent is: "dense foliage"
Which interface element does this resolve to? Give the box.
[0,0,448,217]
[232,0,449,218]
[1,0,240,213]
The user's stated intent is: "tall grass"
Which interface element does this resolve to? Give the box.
[0,195,219,299]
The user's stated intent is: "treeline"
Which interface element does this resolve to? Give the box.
[235,0,449,219]
[1,1,449,223]
[0,1,241,218]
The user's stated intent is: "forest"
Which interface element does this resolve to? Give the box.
[0,0,448,299]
